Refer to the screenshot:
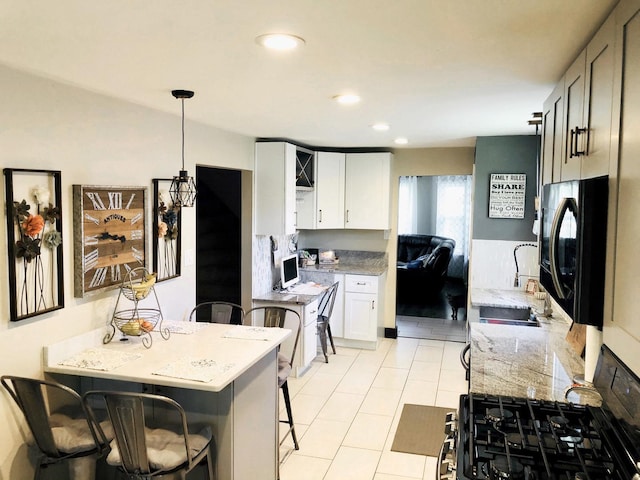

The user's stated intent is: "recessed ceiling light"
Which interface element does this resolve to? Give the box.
[333,94,361,105]
[256,33,305,51]
[394,137,409,145]
[372,123,390,131]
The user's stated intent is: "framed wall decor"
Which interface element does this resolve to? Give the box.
[488,173,526,219]
[152,179,181,282]
[3,168,64,321]
[73,185,146,297]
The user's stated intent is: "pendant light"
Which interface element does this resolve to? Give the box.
[169,89,197,208]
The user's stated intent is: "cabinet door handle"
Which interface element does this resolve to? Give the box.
[346,210,349,223]
[294,210,298,226]
[371,300,375,310]
[570,126,586,158]
[318,209,323,223]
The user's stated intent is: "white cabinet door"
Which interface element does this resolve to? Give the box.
[343,274,379,342]
[344,152,391,230]
[562,51,586,181]
[315,151,345,229]
[302,300,319,368]
[541,79,564,185]
[344,292,377,342]
[254,142,296,235]
[604,0,640,377]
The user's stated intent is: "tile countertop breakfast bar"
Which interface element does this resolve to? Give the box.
[467,288,588,403]
[43,321,291,480]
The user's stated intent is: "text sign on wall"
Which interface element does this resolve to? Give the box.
[489,173,526,219]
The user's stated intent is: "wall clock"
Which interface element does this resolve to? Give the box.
[73,185,146,297]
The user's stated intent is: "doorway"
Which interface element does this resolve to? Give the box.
[195,166,242,305]
[395,175,472,342]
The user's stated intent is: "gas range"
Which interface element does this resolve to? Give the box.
[452,345,640,480]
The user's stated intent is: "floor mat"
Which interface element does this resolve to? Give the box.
[391,404,454,457]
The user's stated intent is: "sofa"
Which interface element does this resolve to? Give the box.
[396,234,456,303]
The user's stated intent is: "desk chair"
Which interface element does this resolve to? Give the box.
[1,375,111,480]
[189,301,245,324]
[244,306,301,451]
[82,390,214,479]
[317,281,339,363]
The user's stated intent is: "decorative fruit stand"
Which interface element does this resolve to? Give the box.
[103,267,169,348]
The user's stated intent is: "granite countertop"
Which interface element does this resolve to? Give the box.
[468,288,585,403]
[300,262,386,276]
[252,290,321,306]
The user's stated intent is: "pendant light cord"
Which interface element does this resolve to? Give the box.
[181,98,185,172]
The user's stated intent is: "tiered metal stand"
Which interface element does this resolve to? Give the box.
[103,267,169,349]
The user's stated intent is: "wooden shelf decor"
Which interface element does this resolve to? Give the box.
[3,168,64,321]
[152,178,182,282]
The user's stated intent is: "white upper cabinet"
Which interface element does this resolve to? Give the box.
[344,152,392,230]
[315,151,346,229]
[560,12,615,181]
[295,150,392,230]
[254,142,296,235]
[541,79,565,185]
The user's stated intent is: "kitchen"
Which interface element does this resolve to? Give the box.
[2,1,640,479]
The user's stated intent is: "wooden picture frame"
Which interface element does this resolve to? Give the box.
[152,179,182,282]
[73,185,146,297]
[3,168,64,321]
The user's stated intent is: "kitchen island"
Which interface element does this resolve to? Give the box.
[44,322,290,480]
[468,288,586,403]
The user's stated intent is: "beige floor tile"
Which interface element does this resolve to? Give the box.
[317,391,364,423]
[324,446,382,480]
[290,393,328,425]
[377,449,426,479]
[372,366,410,389]
[435,389,463,409]
[408,360,441,382]
[343,412,393,451]
[375,474,423,480]
[414,344,444,363]
[298,371,343,398]
[335,367,378,395]
[360,386,404,416]
[279,453,331,480]
[295,417,351,459]
[400,379,439,406]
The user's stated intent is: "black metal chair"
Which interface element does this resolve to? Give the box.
[244,306,302,451]
[317,282,339,363]
[82,390,214,479]
[1,375,111,480]
[188,301,245,325]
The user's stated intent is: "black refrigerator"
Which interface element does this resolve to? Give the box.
[539,175,608,327]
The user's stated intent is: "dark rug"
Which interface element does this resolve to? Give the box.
[391,404,454,456]
[396,278,467,319]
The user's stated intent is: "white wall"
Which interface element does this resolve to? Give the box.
[0,64,254,479]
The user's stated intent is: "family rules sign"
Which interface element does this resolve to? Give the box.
[489,173,526,219]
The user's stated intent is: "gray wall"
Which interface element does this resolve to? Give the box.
[473,135,538,242]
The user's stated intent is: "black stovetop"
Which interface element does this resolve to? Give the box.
[457,346,640,480]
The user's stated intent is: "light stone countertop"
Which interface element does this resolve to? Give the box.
[468,288,585,402]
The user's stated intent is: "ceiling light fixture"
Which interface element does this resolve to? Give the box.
[394,137,409,145]
[372,123,390,131]
[256,33,305,51]
[333,94,361,105]
[169,89,197,208]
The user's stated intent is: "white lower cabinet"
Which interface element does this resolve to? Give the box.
[251,299,318,377]
[343,274,383,345]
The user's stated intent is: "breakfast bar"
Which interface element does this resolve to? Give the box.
[43,322,291,480]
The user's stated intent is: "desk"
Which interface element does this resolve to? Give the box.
[44,322,290,480]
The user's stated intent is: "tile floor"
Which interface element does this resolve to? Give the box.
[395,315,467,343]
[279,337,469,480]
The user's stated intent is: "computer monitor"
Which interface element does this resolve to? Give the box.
[280,254,300,290]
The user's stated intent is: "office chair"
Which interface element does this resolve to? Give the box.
[1,375,111,480]
[189,301,245,325]
[244,306,301,451]
[317,281,339,363]
[82,390,214,479]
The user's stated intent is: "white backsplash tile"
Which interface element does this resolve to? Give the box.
[469,239,539,291]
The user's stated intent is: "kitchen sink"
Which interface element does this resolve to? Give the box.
[478,305,539,327]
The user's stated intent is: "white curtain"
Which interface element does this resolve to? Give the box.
[397,176,418,234]
[435,175,471,260]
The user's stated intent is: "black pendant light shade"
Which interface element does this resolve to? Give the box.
[170,89,197,208]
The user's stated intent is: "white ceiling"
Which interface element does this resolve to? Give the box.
[0,0,618,149]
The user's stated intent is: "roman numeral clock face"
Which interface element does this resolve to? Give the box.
[73,185,146,297]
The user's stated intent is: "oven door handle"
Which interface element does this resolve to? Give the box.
[549,196,578,300]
